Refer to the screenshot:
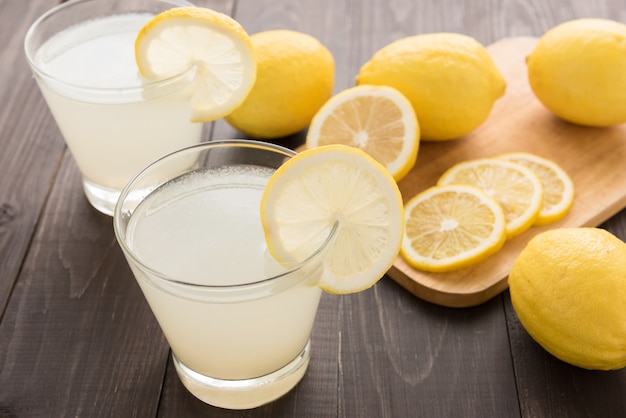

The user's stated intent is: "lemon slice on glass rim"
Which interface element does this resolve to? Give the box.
[306,85,420,182]
[260,145,405,294]
[135,7,256,122]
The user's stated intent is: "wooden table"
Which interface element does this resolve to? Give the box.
[2,0,625,416]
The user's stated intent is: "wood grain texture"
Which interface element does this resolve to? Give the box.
[1,0,626,417]
[387,36,626,307]
[336,281,520,417]
[0,0,66,317]
[0,154,170,417]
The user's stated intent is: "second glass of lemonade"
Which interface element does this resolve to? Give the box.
[24,0,203,216]
[114,140,336,409]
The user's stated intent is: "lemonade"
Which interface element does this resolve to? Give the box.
[25,0,202,215]
[114,141,334,409]
[126,166,323,379]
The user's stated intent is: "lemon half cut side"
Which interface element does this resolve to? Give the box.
[135,7,256,122]
[306,85,420,182]
[260,145,405,294]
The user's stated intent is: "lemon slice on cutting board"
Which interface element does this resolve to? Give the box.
[437,158,544,239]
[401,185,507,272]
[496,152,574,225]
[306,85,420,182]
[135,7,256,122]
[260,145,405,294]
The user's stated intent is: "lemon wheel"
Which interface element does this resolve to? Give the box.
[260,145,404,294]
[135,7,256,122]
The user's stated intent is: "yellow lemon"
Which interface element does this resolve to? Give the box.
[509,227,626,370]
[260,145,404,294]
[356,33,506,141]
[135,7,256,122]
[225,30,335,139]
[401,185,506,272]
[306,85,420,181]
[527,18,626,127]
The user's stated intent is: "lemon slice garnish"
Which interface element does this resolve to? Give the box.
[401,185,506,272]
[260,145,405,294]
[437,158,544,239]
[496,152,574,225]
[306,85,420,182]
[135,7,256,122]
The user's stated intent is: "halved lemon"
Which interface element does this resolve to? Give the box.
[437,159,543,239]
[401,185,506,272]
[496,152,574,225]
[260,145,404,294]
[135,7,256,122]
[305,85,420,182]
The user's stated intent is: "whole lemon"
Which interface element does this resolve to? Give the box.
[225,30,334,139]
[509,227,626,370]
[356,33,506,141]
[527,19,626,127]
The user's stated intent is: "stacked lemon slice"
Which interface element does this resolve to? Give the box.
[401,153,574,272]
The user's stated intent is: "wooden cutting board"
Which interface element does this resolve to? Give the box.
[387,36,626,308]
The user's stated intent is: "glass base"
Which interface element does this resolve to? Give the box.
[172,340,311,410]
[82,178,122,216]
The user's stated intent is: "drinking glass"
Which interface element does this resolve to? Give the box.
[113,140,336,409]
[24,0,202,216]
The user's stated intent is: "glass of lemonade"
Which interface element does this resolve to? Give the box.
[24,0,203,216]
[113,140,336,409]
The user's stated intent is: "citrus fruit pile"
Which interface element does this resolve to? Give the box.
[401,152,574,272]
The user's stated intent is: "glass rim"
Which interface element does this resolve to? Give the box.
[23,0,197,95]
[113,139,338,291]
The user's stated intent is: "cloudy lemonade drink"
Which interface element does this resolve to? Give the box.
[25,0,201,215]
[114,141,334,409]
[126,167,323,378]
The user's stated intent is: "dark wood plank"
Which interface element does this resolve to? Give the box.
[0,0,220,416]
[338,280,520,417]
[2,0,626,417]
[0,0,66,314]
[0,153,170,417]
